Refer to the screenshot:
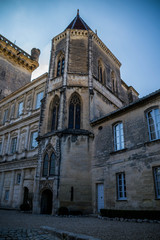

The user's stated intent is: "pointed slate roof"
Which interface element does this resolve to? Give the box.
[66,10,91,31]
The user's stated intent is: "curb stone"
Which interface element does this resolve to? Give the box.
[98,215,160,224]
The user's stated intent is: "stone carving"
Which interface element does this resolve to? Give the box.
[40,180,53,192]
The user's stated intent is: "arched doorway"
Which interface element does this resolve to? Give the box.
[41,189,53,214]
[23,187,29,204]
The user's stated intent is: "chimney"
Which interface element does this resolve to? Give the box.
[31,48,40,62]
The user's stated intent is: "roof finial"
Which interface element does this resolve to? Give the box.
[77,9,79,16]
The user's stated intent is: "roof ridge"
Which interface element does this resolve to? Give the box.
[65,10,91,31]
[71,15,78,29]
[79,15,89,30]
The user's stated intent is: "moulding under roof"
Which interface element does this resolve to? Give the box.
[53,29,121,68]
[0,34,39,72]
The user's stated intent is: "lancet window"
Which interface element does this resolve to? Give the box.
[111,70,117,93]
[43,152,56,177]
[51,96,60,131]
[68,94,81,129]
[98,60,105,85]
[56,54,65,77]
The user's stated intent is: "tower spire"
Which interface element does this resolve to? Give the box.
[65,10,91,31]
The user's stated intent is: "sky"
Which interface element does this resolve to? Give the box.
[0,0,160,97]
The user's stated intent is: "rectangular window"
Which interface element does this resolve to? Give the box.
[17,101,23,117]
[10,137,17,154]
[35,91,43,109]
[3,109,8,124]
[147,108,160,141]
[154,167,160,199]
[117,172,127,200]
[114,122,124,151]
[0,142,2,154]
[17,173,21,184]
[30,131,38,149]
[4,190,9,201]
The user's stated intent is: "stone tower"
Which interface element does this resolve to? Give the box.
[33,10,138,214]
[0,34,40,100]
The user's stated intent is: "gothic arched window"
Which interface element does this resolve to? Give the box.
[43,152,56,177]
[98,65,103,83]
[48,95,59,132]
[57,60,61,76]
[111,70,117,93]
[56,54,65,77]
[98,60,105,85]
[49,152,56,176]
[68,94,81,129]
[61,58,65,75]
[43,153,49,177]
[50,96,60,132]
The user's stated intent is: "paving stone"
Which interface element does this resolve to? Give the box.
[0,229,56,240]
[0,210,160,240]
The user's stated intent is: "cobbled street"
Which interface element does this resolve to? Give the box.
[0,228,56,240]
[0,210,160,240]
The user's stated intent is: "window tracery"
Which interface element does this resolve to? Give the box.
[51,96,60,131]
[111,70,117,93]
[68,93,81,129]
[43,152,56,177]
[56,53,65,77]
[98,60,105,85]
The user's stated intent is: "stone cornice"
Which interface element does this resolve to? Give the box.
[0,111,40,133]
[91,89,160,126]
[53,31,67,43]
[38,128,94,140]
[53,30,121,68]
[90,31,121,68]
[93,78,123,108]
[0,72,47,105]
[0,157,37,172]
[121,79,139,96]
[0,34,39,72]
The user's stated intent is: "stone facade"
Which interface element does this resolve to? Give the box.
[91,91,160,211]
[0,72,47,209]
[0,11,159,214]
[0,34,40,100]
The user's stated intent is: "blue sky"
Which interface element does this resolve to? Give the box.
[0,0,160,97]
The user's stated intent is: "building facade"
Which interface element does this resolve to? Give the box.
[0,72,47,209]
[0,11,160,214]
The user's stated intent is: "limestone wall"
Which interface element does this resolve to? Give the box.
[92,94,160,212]
[59,134,93,213]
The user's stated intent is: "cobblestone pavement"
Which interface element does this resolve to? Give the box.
[0,209,160,240]
[0,229,56,240]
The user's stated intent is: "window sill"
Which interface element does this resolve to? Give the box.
[144,138,160,146]
[110,148,127,155]
[116,199,127,202]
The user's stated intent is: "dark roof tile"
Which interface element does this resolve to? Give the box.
[66,10,91,31]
